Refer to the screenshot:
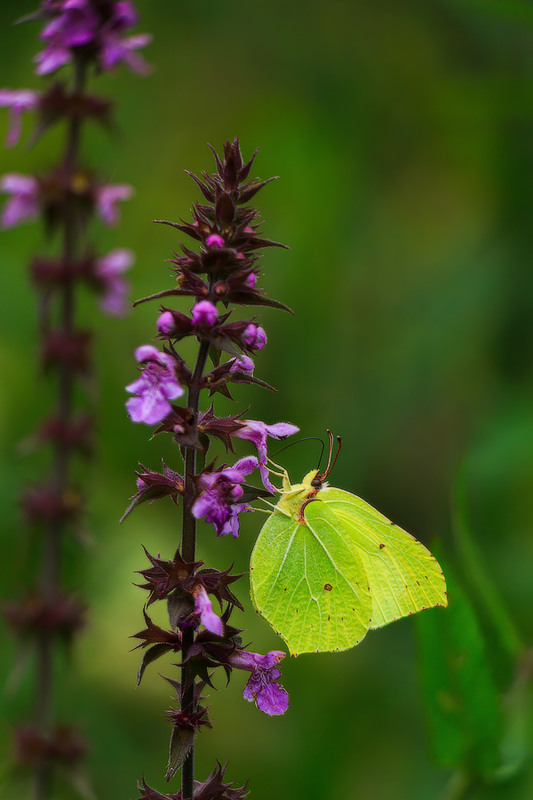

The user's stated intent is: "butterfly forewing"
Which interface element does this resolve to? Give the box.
[250,501,371,655]
[320,487,447,628]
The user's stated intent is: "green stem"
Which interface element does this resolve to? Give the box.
[181,337,211,800]
[34,56,87,800]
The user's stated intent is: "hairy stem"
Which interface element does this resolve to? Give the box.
[181,337,211,800]
[34,56,87,800]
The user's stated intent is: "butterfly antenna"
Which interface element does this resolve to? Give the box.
[319,430,342,480]
[271,436,325,465]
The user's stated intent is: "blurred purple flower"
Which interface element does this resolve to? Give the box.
[0,90,39,147]
[192,456,258,537]
[95,182,133,226]
[34,0,151,76]
[36,0,99,75]
[100,32,152,75]
[228,648,289,716]
[0,173,39,228]
[94,248,134,316]
[235,420,299,491]
[192,585,223,635]
[126,345,183,425]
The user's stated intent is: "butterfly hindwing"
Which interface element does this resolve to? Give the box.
[319,487,447,628]
[250,500,372,655]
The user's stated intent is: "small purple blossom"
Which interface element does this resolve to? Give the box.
[191,300,218,328]
[95,182,133,226]
[126,345,184,425]
[235,420,299,491]
[228,649,289,716]
[245,273,257,288]
[242,323,267,351]
[94,248,133,316]
[192,585,223,635]
[1,173,39,229]
[192,456,258,537]
[206,233,224,248]
[0,90,39,147]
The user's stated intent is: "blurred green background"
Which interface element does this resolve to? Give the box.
[1,0,533,798]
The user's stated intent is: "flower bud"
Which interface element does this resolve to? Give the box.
[243,323,266,351]
[206,233,224,248]
[191,300,217,327]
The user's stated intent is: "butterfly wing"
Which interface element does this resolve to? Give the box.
[320,487,447,628]
[250,500,372,655]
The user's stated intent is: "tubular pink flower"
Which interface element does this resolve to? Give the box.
[95,183,133,226]
[228,649,289,716]
[235,420,299,491]
[192,585,223,635]
[126,345,184,425]
[0,90,39,147]
[192,456,258,537]
[1,173,39,229]
[100,32,152,75]
[94,248,134,316]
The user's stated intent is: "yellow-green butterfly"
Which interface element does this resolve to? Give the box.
[250,434,447,656]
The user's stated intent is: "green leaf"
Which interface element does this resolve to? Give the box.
[453,465,523,682]
[415,558,502,777]
[166,725,194,781]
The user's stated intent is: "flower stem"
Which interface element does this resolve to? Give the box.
[181,336,211,800]
[34,56,87,800]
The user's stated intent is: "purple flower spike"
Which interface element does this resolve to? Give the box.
[192,456,258,537]
[193,585,223,635]
[95,183,133,226]
[126,345,184,425]
[192,300,218,328]
[1,173,39,229]
[206,233,224,248]
[36,0,99,75]
[0,90,39,147]
[228,649,289,716]
[94,248,134,316]
[243,323,267,351]
[235,420,299,491]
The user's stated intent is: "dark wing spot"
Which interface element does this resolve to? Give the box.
[379,543,385,549]
[324,583,333,591]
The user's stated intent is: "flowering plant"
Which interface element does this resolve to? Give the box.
[1,2,149,797]
[125,139,298,799]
